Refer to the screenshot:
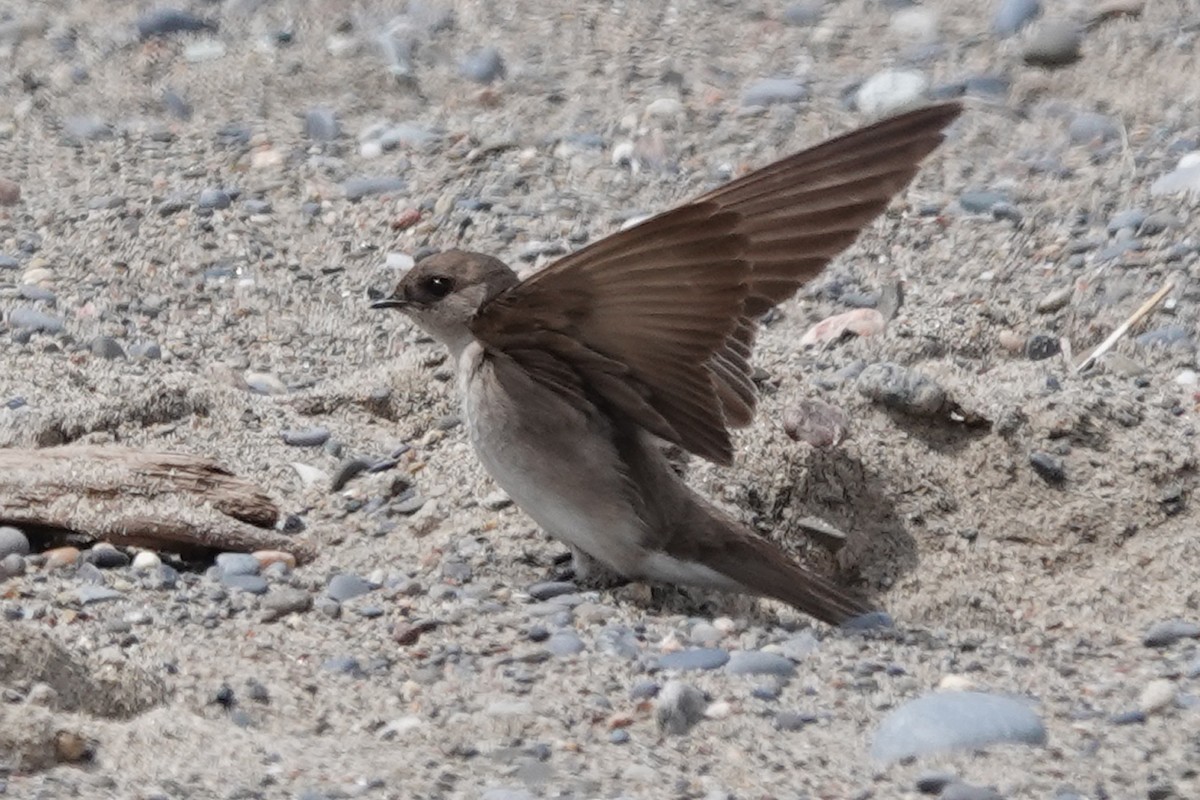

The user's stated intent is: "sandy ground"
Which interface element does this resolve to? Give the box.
[2,0,1200,798]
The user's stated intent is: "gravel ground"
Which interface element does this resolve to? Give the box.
[2,1,1200,798]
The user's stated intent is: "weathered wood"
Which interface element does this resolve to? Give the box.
[0,446,316,563]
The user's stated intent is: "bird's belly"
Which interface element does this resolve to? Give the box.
[459,346,648,573]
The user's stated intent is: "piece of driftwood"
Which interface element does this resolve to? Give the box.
[0,446,316,563]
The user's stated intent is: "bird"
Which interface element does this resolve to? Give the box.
[373,101,962,625]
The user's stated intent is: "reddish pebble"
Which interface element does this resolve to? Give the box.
[253,550,296,571]
[799,308,885,347]
[0,177,20,206]
[391,208,421,230]
[43,547,81,570]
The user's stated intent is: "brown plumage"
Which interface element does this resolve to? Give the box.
[374,102,962,624]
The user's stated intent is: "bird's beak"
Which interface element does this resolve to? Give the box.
[370,290,407,310]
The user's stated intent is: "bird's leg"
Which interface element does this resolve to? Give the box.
[549,546,630,589]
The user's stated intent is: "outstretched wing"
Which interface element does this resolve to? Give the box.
[471,102,962,464]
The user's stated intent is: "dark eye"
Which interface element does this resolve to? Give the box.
[419,275,455,301]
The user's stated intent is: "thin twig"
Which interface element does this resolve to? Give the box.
[1073,279,1175,373]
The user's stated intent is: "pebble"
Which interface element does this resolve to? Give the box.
[741,77,808,108]
[1136,325,1191,349]
[1068,112,1120,145]
[854,69,929,116]
[8,307,65,333]
[774,710,817,731]
[76,585,124,605]
[83,544,129,569]
[992,0,1041,38]
[304,108,341,141]
[0,177,19,206]
[460,46,506,83]
[184,39,226,63]
[1023,19,1083,67]
[655,680,708,735]
[1139,679,1177,713]
[726,651,797,678]
[1025,333,1060,361]
[856,362,947,416]
[1029,452,1066,484]
[252,550,295,572]
[222,573,270,595]
[89,336,125,360]
[282,426,331,447]
[197,188,231,210]
[527,581,577,601]
[657,648,730,672]
[128,342,162,360]
[137,8,218,39]
[1107,208,1147,234]
[0,526,30,558]
[322,656,363,676]
[1036,286,1073,313]
[343,177,407,201]
[216,552,261,577]
[799,308,885,346]
[547,631,586,657]
[327,573,372,602]
[1150,156,1200,198]
[871,691,1047,763]
[1142,619,1200,647]
[260,588,313,622]
[942,784,1004,800]
[779,632,820,661]
[131,551,162,571]
[783,0,824,25]
[1,553,26,577]
[890,7,939,42]
[916,772,960,794]
[246,373,287,396]
[43,546,80,570]
[959,189,1009,214]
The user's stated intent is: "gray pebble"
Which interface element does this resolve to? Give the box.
[282,427,331,447]
[83,546,129,569]
[0,553,26,578]
[855,69,929,116]
[527,581,578,601]
[0,254,18,270]
[871,691,1047,763]
[1107,208,1147,234]
[1136,325,1192,349]
[1151,162,1200,198]
[843,611,895,631]
[657,647,730,671]
[1025,333,1061,361]
[8,307,64,333]
[460,46,506,84]
[343,177,408,201]
[655,680,708,735]
[260,589,313,622]
[596,626,641,659]
[1029,452,1066,484]
[546,631,586,657]
[992,0,1041,37]
[741,77,808,107]
[1110,709,1146,725]
[76,562,106,585]
[609,729,630,744]
[222,573,269,595]
[19,285,56,303]
[942,784,1004,800]
[243,199,272,215]
[197,188,231,210]
[162,88,192,120]
[783,1,825,25]
[137,8,218,39]
[1139,212,1179,236]
[1068,112,1120,145]
[331,457,371,492]
[726,650,797,678]
[1143,619,1200,647]
[779,632,820,661]
[1023,19,1083,67]
[89,336,125,360]
[157,193,191,216]
[774,710,817,731]
[915,772,959,794]
[959,189,1009,213]
[327,573,372,602]
[856,362,947,416]
[304,108,341,141]
[63,115,113,142]
[0,526,30,558]
[322,656,363,676]
[128,341,162,360]
[216,552,261,577]
[76,585,124,605]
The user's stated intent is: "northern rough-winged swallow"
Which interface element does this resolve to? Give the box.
[374,102,962,625]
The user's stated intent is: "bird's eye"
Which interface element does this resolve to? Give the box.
[419,275,455,300]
